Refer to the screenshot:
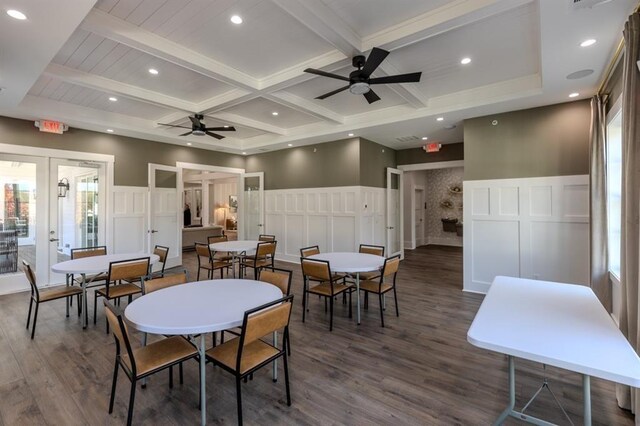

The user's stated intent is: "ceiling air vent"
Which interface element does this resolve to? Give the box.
[395,136,420,143]
[569,0,613,10]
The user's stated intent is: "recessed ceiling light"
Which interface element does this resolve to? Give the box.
[421,137,428,140]
[242,151,247,155]
[348,133,354,137]
[580,39,596,47]
[224,125,229,128]
[230,15,243,24]
[148,68,159,75]
[106,129,114,133]
[436,117,444,121]
[460,57,471,65]
[108,96,118,102]
[272,111,278,116]
[569,92,579,98]
[6,9,26,20]
[287,143,293,147]
[187,142,192,146]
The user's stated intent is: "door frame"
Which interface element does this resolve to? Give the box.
[0,143,113,293]
[411,185,425,249]
[386,167,404,259]
[240,172,264,241]
[148,163,182,269]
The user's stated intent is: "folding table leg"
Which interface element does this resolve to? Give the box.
[583,375,591,426]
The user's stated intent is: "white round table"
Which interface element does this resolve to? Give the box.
[308,252,385,324]
[125,279,282,426]
[51,253,159,328]
[209,240,260,277]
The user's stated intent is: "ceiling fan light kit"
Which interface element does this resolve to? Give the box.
[304,47,422,104]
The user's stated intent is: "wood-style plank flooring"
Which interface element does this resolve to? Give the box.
[0,245,633,425]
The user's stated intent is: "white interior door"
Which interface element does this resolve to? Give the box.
[240,172,264,241]
[149,164,181,270]
[49,159,106,284]
[414,188,424,247]
[386,168,404,258]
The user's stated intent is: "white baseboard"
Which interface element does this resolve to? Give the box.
[462,282,491,294]
[426,237,462,247]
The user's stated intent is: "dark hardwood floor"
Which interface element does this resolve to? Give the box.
[0,245,633,425]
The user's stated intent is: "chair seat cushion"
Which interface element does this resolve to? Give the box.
[307,282,352,296]
[122,336,197,377]
[358,280,393,294]
[39,285,83,302]
[96,283,141,299]
[206,338,279,375]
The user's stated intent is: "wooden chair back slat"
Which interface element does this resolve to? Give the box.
[109,258,150,282]
[301,258,331,282]
[259,269,291,295]
[300,245,320,258]
[383,256,401,278]
[71,246,107,259]
[22,260,39,299]
[359,244,385,257]
[153,245,169,263]
[258,234,276,242]
[143,272,187,294]
[195,243,211,259]
[256,241,276,257]
[243,302,292,346]
[207,235,228,244]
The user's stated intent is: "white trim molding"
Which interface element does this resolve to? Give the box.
[398,160,465,172]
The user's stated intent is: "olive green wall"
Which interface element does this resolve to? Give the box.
[463,100,591,181]
[0,116,244,187]
[396,142,464,165]
[605,59,624,113]
[359,138,397,188]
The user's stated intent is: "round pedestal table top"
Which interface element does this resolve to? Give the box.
[307,252,385,273]
[51,253,160,275]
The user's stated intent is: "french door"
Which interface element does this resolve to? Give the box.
[240,172,264,241]
[386,167,404,258]
[149,164,181,271]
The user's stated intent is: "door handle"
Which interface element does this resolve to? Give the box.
[49,238,59,242]
[258,224,263,227]
[386,226,394,230]
[148,229,159,234]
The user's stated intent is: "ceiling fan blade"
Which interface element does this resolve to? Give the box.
[188,116,201,127]
[158,123,192,129]
[206,131,225,140]
[315,85,350,100]
[205,126,236,131]
[369,72,422,85]
[363,89,381,104]
[304,68,350,82]
[179,131,193,136]
[361,47,389,78]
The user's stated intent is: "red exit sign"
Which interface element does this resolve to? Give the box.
[36,120,66,134]
[423,143,442,153]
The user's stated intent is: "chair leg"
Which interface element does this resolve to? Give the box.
[109,360,119,414]
[26,297,33,330]
[283,351,292,406]
[349,291,352,319]
[329,296,334,332]
[94,292,98,324]
[301,286,307,323]
[220,267,223,279]
[393,287,399,317]
[127,379,137,426]
[324,298,327,313]
[236,376,243,426]
[77,294,82,316]
[197,267,201,281]
[286,328,291,356]
[66,296,70,318]
[169,365,173,389]
[379,293,385,327]
[30,303,39,339]
[179,362,184,385]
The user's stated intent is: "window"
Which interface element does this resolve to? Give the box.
[607,108,622,278]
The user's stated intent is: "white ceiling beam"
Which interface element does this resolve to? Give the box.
[265,92,344,124]
[376,63,429,109]
[363,0,534,52]
[258,50,349,91]
[43,63,196,112]
[80,9,259,91]
[208,112,287,136]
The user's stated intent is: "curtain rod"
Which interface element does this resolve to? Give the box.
[598,3,640,95]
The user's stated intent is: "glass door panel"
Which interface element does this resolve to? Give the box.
[241,173,264,241]
[386,168,404,258]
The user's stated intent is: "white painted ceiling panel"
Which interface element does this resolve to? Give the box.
[320,0,453,37]
[223,97,322,128]
[388,3,540,100]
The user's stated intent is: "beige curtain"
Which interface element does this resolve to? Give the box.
[617,12,640,418]
[590,94,609,310]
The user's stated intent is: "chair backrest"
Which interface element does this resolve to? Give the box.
[236,296,293,370]
[259,234,276,242]
[103,300,136,373]
[107,257,150,285]
[300,258,332,282]
[153,245,169,263]
[71,245,107,259]
[22,260,39,300]
[256,241,276,257]
[359,244,385,257]
[194,242,212,263]
[207,235,228,245]
[259,268,292,295]
[300,245,320,258]
[381,255,401,283]
[143,270,188,294]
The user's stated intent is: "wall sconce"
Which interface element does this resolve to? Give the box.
[58,178,70,198]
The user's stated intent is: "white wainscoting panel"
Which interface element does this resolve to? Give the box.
[463,175,589,293]
[264,186,384,263]
[112,186,148,255]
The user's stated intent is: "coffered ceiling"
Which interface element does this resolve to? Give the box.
[0,0,635,154]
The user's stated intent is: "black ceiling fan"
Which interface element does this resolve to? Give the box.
[304,47,422,104]
[158,114,236,139]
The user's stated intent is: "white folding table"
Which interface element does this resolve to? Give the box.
[209,240,259,278]
[124,279,282,426]
[51,253,159,329]
[307,252,385,324]
[467,276,640,425]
